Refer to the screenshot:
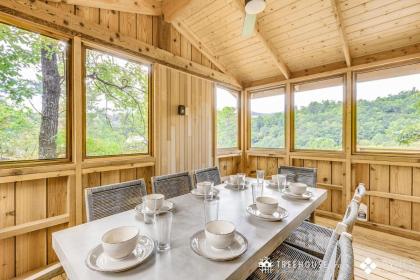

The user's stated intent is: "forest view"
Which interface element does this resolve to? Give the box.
[0,23,149,161]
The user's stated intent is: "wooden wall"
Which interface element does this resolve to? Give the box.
[154,65,214,175]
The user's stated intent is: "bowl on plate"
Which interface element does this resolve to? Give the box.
[143,193,165,211]
[205,220,235,249]
[256,196,278,215]
[197,181,213,195]
[289,182,307,195]
[101,226,139,259]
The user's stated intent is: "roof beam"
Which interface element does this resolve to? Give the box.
[53,0,162,16]
[162,0,191,22]
[232,0,291,79]
[171,20,242,85]
[330,0,351,67]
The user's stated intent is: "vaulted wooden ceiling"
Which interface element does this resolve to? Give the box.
[54,0,420,84]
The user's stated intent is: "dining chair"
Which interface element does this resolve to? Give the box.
[278,166,317,188]
[85,179,147,222]
[193,166,222,186]
[284,184,366,259]
[152,171,193,199]
[248,224,354,280]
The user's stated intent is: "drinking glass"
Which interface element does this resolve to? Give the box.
[277,174,286,192]
[203,181,215,200]
[237,173,246,190]
[154,210,173,251]
[204,196,219,224]
[142,196,156,224]
[250,183,257,205]
[256,170,265,196]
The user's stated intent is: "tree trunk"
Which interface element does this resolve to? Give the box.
[39,45,61,159]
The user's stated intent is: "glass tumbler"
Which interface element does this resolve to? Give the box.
[142,196,156,224]
[277,174,286,192]
[256,170,265,196]
[204,196,219,225]
[154,210,173,251]
[251,183,258,205]
[237,173,246,190]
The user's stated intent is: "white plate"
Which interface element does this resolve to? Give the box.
[246,204,288,221]
[135,200,175,214]
[191,188,220,197]
[85,235,154,272]
[224,183,248,191]
[282,189,312,200]
[190,230,247,261]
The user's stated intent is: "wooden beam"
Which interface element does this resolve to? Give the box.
[0,0,241,88]
[53,0,163,16]
[231,0,290,79]
[162,0,191,22]
[171,19,242,85]
[330,0,351,67]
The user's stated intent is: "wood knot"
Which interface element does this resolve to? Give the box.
[138,48,143,52]
[145,47,150,52]
[63,20,69,25]
[79,22,84,27]
[109,37,114,42]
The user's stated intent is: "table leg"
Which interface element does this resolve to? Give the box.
[308,211,315,223]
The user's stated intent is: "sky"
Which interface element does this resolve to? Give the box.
[217,73,420,113]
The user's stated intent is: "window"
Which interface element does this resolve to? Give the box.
[85,48,150,157]
[0,23,69,162]
[293,77,344,151]
[250,87,285,149]
[355,63,420,152]
[216,86,239,149]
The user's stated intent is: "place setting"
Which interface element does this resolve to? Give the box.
[282,182,313,200]
[224,173,248,191]
[135,193,175,223]
[191,181,220,198]
[246,180,289,222]
[190,192,248,261]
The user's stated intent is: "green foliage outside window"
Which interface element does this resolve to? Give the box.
[216,87,238,149]
[85,49,149,156]
[0,23,67,161]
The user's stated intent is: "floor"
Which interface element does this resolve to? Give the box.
[316,216,420,280]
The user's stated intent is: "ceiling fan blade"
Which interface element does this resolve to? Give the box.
[242,13,257,38]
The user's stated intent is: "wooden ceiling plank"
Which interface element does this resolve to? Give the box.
[60,0,162,15]
[231,0,291,79]
[330,0,352,66]
[171,19,242,85]
[162,0,192,22]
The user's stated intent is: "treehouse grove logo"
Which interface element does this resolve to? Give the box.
[258,257,274,274]
[360,257,376,274]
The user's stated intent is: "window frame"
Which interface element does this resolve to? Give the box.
[352,60,420,156]
[0,18,72,166]
[82,43,153,159]
[215,85,241,154]
[291,75,346,153]
[247,86,287,152]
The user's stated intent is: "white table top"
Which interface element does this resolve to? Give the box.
[53,183,327,280]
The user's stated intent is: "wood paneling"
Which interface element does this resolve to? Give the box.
[155,64,214,175]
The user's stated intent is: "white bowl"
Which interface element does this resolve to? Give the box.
[197,181,212,194]
[256,196,278,215]
[289,182,307,195]
[143,193,165,211]
[205,220,235,249]
[101,226,139,259]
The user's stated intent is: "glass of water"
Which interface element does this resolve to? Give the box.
[250,183,257,205]
[256,170,265,195]
[154,210,173,251]
[204,196,219,224]
[277,174,286,192]
[237,173,246,190]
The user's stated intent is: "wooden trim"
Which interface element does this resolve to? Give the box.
[366,191,420,204]
[162,0,191,22]
[246,151,287,158]
[0,170,75,184]
[0,163,76,177]
[55,0,162,15]
[14,262,63,280]
[216,153,242,159]
[289,154,346,162]
[330,0,351,67]
[82,161,155,174]
[317,183,343,191]
[0,214,69,240]
[0,0,241,88]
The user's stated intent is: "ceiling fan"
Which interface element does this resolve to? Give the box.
[241,0,267,37]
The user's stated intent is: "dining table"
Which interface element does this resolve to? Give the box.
[53,181,327,280]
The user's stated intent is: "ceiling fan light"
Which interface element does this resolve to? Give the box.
[245,0,266,14]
